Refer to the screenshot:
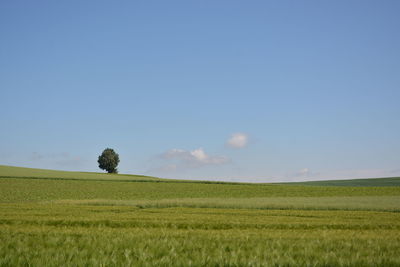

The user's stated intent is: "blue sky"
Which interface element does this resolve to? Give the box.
[1,1,399,182]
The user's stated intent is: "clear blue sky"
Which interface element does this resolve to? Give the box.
[1,1,399,182]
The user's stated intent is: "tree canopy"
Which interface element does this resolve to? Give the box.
[98,148,119,173]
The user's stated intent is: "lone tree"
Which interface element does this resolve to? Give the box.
[98,148,120,173]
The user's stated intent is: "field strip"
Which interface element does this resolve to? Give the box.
[0,175,259,185]
[49,196,400,212]
[0,176,164,183]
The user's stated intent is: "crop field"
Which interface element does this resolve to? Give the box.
[1,166,400,266]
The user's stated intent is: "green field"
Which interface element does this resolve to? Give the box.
[1,166,400,266]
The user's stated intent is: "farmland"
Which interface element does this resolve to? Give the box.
[1,166,400,266]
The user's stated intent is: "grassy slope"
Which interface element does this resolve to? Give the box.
[1,165,400,265]
[0,165,160,181]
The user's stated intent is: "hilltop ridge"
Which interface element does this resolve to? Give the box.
[1,165,399,186]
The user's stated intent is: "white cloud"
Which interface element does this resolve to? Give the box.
[298,168,309,176]
[226,133,248,148]
[163,149,187,159]
[161,148,229,167]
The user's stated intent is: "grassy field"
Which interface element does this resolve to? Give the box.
[1,166,400,266]
[0,165,159,181]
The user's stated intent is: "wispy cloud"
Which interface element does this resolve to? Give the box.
[147,147,230,176]
[226,133,248,148]
[161,148,229,167]
[297,168,311,177]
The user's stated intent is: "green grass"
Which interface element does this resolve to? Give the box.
[1,165,400,266]
[1,204,400,266]
[52,196,400,212]
[2,176,400,203]
[0,165,160,181]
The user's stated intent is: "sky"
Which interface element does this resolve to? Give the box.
[0,0,399,182]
